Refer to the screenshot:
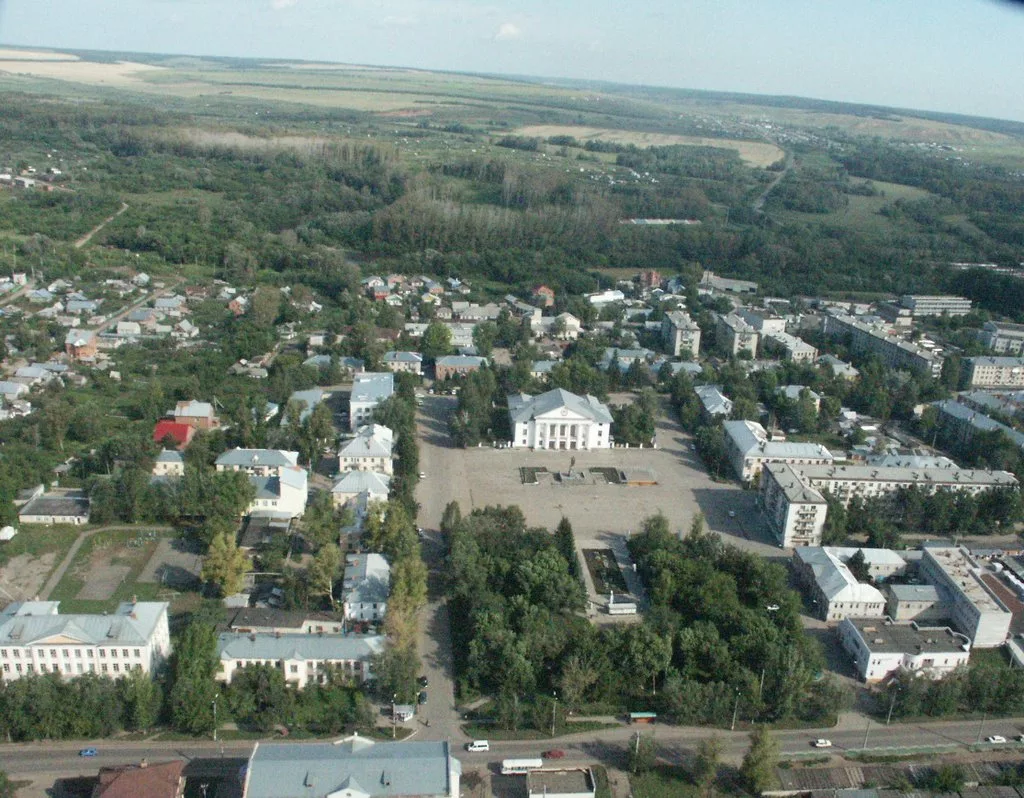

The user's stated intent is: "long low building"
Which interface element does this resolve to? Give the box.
[217,632,384,688]
[724,420,834,484]
[823,313,942,378]
[0,601,171,682]
[778,462,1018,507]
[838,617,971,683]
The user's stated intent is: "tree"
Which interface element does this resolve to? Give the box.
[421,321,453,360]
[168,622,219,735]
[628,732,657,774]
[390,557,429,615]
[554,516,580,580]
[440,500,462,537]
[201,531,250,597]
[740,726,779,795]
[250,285,282,329]
[472,321,499,357]
[692,736,722,793]
[119,667,161,731]
[846,549,870,583]
[0,771,14,798]
[308,543,341,606]
[227,663,294,732]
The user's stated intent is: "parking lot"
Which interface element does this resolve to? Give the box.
[416,395,782,559]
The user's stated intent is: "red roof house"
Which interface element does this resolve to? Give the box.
[152,421,195,451]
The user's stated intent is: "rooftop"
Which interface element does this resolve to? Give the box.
[764,462,827,505]
[216,448,300,469]
[844,618,969,655]
[887,583,941,603]
[508,388,613,425]
[228,608,344,631]
[342,553,391,606]
[527,768,595,797]
[724,420,834,462]
[793,461,1018,488]
[19,491,90,519]
[244,737,456,798]
[351,372,395,404]
[218,632,385,662]
[924,547,1009,615]
[795,548,886,605]
[0,601,168,647]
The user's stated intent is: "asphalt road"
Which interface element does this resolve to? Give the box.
[6,715,1024,782]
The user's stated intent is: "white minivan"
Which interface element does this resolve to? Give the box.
[466,740,490,752]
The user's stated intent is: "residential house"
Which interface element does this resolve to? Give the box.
[383,351,423,375]
[0,600,171,682]
[723,420,834,483]
[338,425,394,475]
[349,373,394,431]
[173,400,219,429]
[792,547,887,621]
[287,387,330,425]
[241,736,461,798]
[341,553,390,622]
[331,470,391,509]
[530,360,559,380]
[115,321,142,339]
[217,633,384,688]
[152,449,185,478]
[228,296,249,316]
[64,329,98,360]
[694,385,734,423]
[215,448,309,519]
[817,354,860,380]
[435,355,487,380]
[661,310,701,358]
[152,420,195,450]
[508,388,613,450]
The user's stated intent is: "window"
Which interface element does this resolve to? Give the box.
[99,650,106,658]
[134,649,141,657]
[2,664,7,672]
[102,664,108,673]
[113,664,120,673]
[12,650,19,659]
[122,649,129,658]
[290,665,298,673]
[50,649,57,658]
[111,649,117,658]
[63,649,69,658]
[75,649,82,658]
[76,664,83,673]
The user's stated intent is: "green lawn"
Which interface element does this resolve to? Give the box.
[630,766,702,798]
[770,179,932,236]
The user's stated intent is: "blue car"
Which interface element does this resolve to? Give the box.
[79,748,98,757]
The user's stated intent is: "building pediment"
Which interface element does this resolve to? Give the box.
[531,409,594,423]
[35,632,90,646]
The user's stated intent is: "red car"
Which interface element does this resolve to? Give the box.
[542,749,565,760]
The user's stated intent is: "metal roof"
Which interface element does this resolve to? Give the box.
[244,737,457,798]
[0,601,167,646]
[508,388,613,425]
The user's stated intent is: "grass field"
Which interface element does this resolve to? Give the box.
[514,124,784,167]
[769,179,933,234]
[630,766,702,798]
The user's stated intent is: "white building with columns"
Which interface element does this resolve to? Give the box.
[509,388,613,450]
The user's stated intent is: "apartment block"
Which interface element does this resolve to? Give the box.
[661,310,701,358]
[899,294,972,317]
[822,313,942,378]
[979,321,1024,355]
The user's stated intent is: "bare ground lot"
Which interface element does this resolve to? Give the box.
[0,551,56,603]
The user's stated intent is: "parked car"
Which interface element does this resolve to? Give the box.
[466,740,490,752]
[542,749,565,759]
[986,735,1008,744]
[419,472,426,479]
[811,739,832,748]
[79,748,98,757]
[418,675,429,687]
[418,691,428,704]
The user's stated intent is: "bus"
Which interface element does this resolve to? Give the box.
[500,758,543,775]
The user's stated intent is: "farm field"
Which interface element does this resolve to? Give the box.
[514,124,785,167]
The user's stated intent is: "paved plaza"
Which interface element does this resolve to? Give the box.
[416,395,782,559]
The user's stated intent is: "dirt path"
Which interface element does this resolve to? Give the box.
[39,524,173,600]
[752,148,792,213]
[74,201,128,248]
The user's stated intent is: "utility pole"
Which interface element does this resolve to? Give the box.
[392,694,397,739]
[551,692,558,738]
[211,694,219,742]
[731,690,741,731]
[885,688,900,725]
[862,719,870,750]
[976,711,988,745]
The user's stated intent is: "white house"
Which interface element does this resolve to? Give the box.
[152,449,185,478]
[215,448,309,519]
[341,553,391,622]
[508,388,613,450]
[338,425,394,475]
[792,547,887,621]
[0,600,171,682]
[217,633,384,688]
[349,372,394,431]
[838,618,971,683]
[723,420,834,483]
[383,351,423,375]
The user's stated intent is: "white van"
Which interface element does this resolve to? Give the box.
[466,740,490,752]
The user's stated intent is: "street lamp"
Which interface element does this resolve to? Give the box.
[211,693,219,742]
[392,694,397,739]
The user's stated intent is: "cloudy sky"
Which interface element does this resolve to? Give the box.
[1,0,1023,121]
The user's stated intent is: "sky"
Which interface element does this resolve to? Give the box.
[1,0,1023,122]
